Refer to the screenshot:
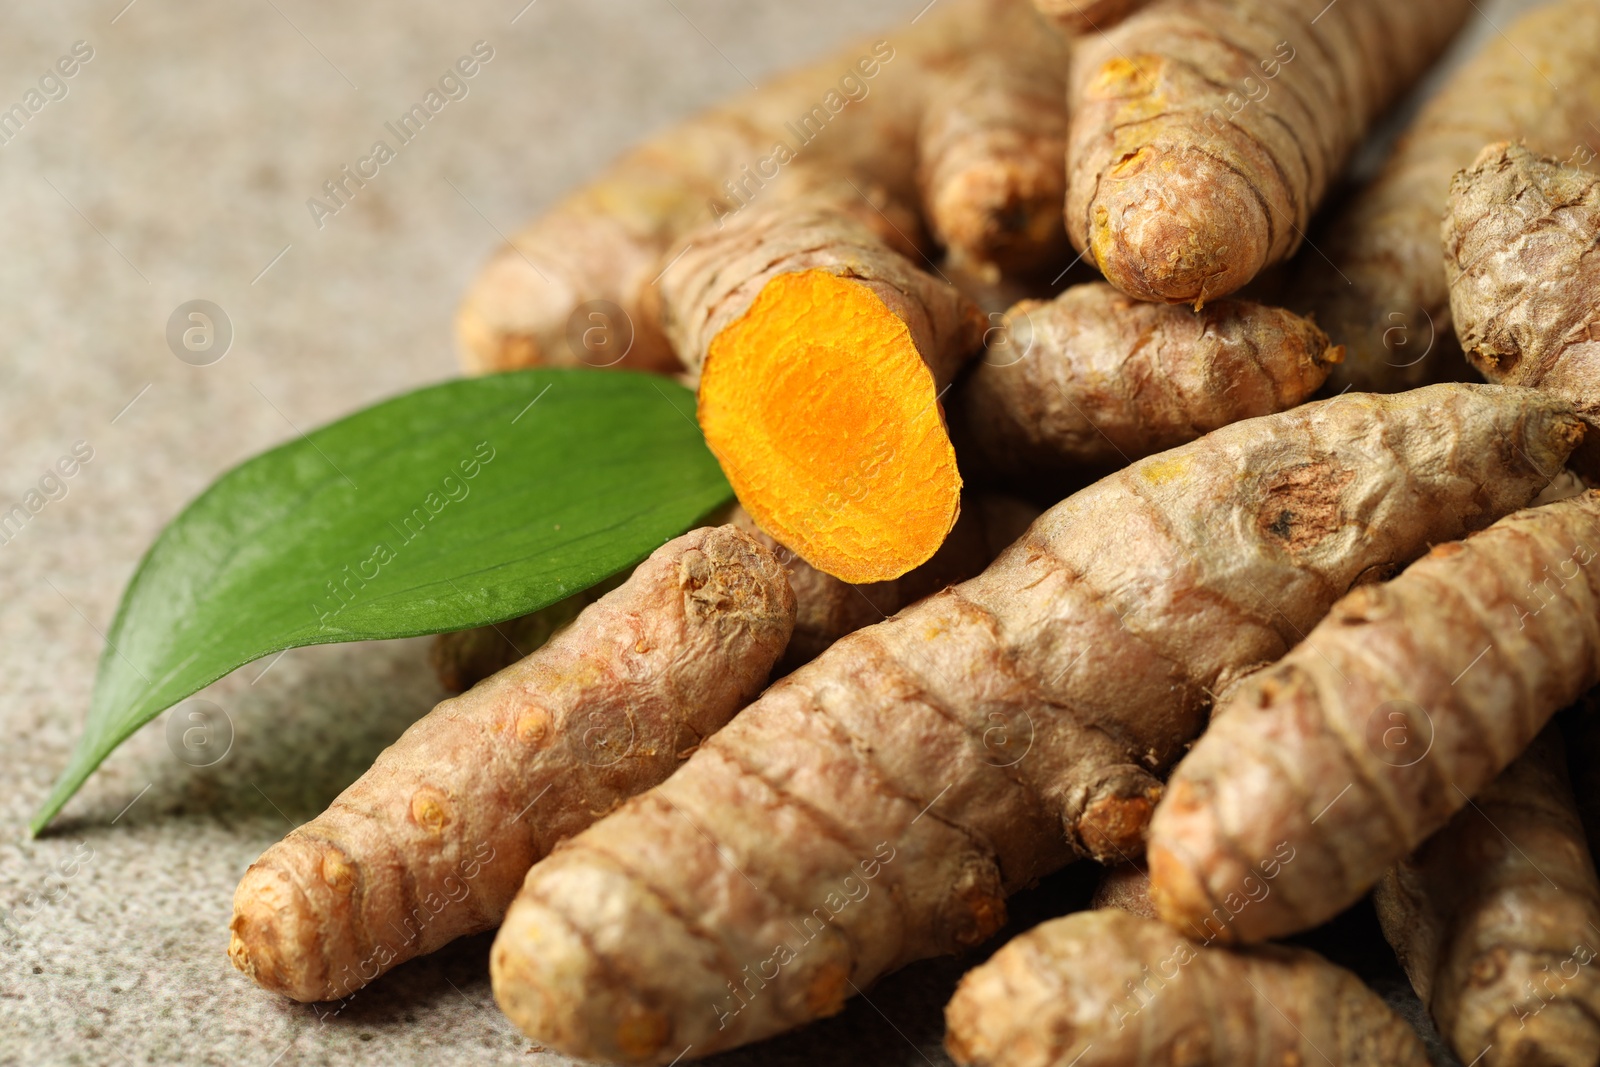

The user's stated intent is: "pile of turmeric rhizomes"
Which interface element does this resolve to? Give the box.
[228,1,1600,1064]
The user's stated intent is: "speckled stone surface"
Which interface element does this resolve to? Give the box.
[0,1,1542,1065]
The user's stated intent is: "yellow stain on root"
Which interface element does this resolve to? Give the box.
[1090,55,1161,100]
[1140,453,1193,487]
[516,707,551,746]
[320,851,356,892]
[697,269,961,584]
[410,788,452,833]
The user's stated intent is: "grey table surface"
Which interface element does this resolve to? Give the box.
[0,1,1549,1064]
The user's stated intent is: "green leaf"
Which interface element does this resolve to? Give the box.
[32,369,731,835]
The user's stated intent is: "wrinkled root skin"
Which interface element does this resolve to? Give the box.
[1446,142,1600,476]
[432,495,1012,694]
[1292,0,1600,394]
[489,384,1575,1064]
[727,500,998,675]
[428,575,625,694]
[956,281,1341,488]
[944,910,1430,1067]
[917,38,1071,275]
[1152,490,1600,946]
[1067,0,1471,304]
[1376,727,1600,1067]
[228,525,794,1002]
[454,0,1064,377]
